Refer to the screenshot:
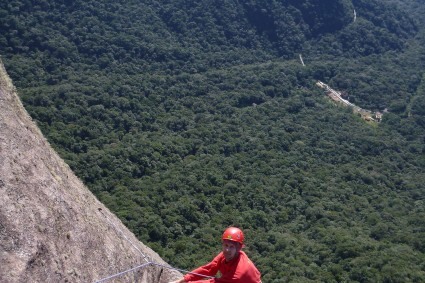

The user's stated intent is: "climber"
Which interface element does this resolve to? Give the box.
[168,227,262,283]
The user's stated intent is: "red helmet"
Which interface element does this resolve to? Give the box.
[222,227,244,244]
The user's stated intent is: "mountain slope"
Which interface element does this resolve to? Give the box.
[0,60,181,282]
[1,0,425,282]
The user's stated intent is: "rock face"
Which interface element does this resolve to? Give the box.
[0,59,181,283]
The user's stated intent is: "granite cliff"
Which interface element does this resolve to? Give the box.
[0,59,181,283]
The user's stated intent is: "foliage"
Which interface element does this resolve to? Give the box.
[1,0,425,281]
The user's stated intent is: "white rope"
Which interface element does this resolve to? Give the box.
[96,208,214,282]
[94,262,152,283]
[98,208,150,263]
[150,262,215,279]
[94,261,214,283]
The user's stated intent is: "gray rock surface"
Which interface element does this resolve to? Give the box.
[0,59,181,283]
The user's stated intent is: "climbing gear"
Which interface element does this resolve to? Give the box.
[222,227,244,244]
[96,207,214,282]
[94,262,214,283]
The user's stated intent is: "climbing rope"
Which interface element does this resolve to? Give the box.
[96,207,214,282]
[98,208,150,263]
[94,261,214,283]
[150,262,215,279]
[94,262,152,283]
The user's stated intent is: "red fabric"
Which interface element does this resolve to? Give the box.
[183,251,261,283]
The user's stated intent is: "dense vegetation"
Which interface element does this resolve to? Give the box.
[1,0,425,281]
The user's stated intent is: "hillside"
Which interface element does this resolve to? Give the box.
[0,60,180,282]
[1,0,425,282]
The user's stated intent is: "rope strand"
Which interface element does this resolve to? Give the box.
[96,208,214,282]
[94,261,214,283]
[150,262,215,279]
[94,263,152,283]
[98,208,150,263]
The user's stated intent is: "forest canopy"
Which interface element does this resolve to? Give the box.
[1,0,425,281]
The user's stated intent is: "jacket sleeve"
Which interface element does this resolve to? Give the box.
[183,253,222,282]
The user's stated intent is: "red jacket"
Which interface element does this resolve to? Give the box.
[183,251,261,283]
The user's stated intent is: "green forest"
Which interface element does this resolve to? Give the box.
[1,0,425,281]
